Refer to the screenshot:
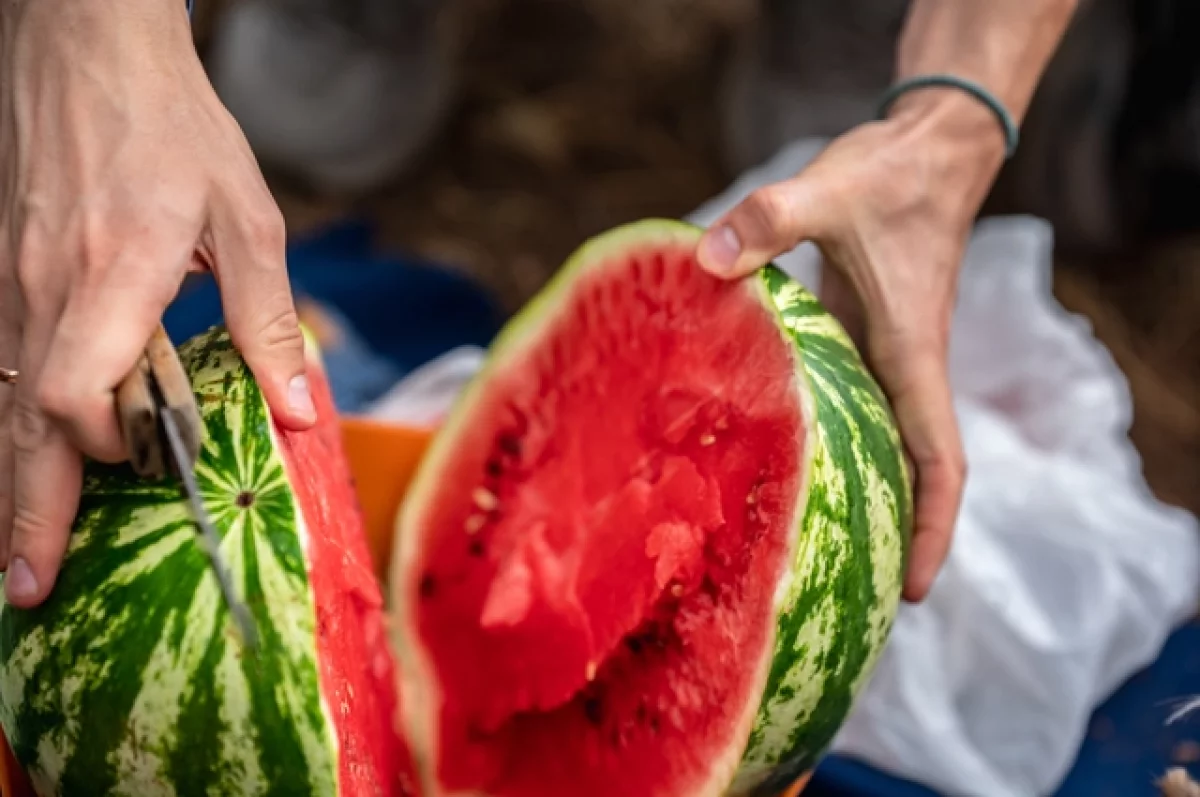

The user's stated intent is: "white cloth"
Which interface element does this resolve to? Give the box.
[688,139,1200,797]
[369,137,1200,797]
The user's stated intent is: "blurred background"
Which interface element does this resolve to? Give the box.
[179,0,1199,793]
[187,0,1199,515]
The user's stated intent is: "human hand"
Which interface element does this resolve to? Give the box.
[0,0,315,608]
[697,91,1008,601]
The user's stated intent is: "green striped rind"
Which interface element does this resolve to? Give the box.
[0,327,339,796]
[730,265,911,796]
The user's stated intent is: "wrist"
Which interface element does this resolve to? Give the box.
[4,0,198,84]
[5,0,193,43]
[882,91,1008,213]
[896,0,1080,124]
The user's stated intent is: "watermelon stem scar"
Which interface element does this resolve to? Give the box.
[391,219,913,797]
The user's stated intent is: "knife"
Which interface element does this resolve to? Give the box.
[115,324,259,651]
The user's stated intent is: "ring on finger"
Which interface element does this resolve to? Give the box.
[0,368,17,384]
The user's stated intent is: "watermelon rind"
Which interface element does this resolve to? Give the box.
[0,326,343,796]
[390,219,913,796]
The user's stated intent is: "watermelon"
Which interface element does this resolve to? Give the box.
[0,327,418,796]
[389,219,914,796]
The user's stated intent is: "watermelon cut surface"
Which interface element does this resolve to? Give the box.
[0,327,417,796]
[391,219,913,797]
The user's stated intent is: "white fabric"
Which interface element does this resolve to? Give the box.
[368,137,1200,797]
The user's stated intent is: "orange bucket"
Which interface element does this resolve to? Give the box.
[0,416,810,796]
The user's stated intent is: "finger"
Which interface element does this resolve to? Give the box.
[867,330,965,603]
[207,195,314,430]
[696,176,832,279]
[6,315,83,608]
[0,277,20,570]
[38,251,184,463]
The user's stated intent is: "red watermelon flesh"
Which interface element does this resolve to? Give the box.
[402,242,805,796]
[275,354,421,797]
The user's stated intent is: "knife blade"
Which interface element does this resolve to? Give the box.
[116,324,259,651]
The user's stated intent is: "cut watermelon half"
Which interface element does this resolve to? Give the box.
[0,327,418,796]
[390,219,913,796]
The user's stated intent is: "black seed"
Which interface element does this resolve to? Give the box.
[498,434,521,457]
[649,716,660,734]
[636,703,648,723]
[583,696,603,726]
[419,574,437,598]
[468,540,486,558]
[235,491,255,509]
[625,637,643,655]
[485,459,503,478]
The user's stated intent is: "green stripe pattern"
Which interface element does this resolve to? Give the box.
[0,328,339,796]
[730,265,911,796]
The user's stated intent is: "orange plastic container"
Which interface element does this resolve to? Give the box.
[0,417,809,796]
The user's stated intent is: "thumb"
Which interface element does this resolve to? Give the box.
[696,176,831,279]
[207,201,315,430]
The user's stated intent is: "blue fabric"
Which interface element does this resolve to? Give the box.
[165,214,1199,796]
[805,619,1200,797]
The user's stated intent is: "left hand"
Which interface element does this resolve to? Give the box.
[696,91,1006,601]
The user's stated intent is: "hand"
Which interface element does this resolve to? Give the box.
[697,92,1007,601]
[0,0,316,608]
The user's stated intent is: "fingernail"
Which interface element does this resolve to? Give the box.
[288,375,316,421]
[6,557,38,602]
[701,225,743,274]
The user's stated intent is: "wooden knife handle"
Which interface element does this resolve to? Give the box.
[116,324,202,480]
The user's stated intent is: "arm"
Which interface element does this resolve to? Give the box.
[0,0,314,607]
[883,0,1082,207]
[697,0,1079,601]
[895,0,1081,125]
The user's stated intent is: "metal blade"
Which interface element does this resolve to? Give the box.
[161,409,260,652]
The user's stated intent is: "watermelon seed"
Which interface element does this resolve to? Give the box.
[419,574,437,598]
[468,539,486,558]
[485,459,503,477]
[498,434,522,457]
[699,434,716,447]
[670,583,684,598]
[586,661,597,681]
[464,514,486,534]
[746,490,757,505]
[625,637,643,655]
[583,696,603,725]
[636,702,648,723]
[235,491,255,509]
[472,487,499,512]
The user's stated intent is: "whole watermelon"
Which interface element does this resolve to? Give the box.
[0,327,417,796]
[389,219,913,797]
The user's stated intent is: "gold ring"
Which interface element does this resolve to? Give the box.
[0,368,17,385]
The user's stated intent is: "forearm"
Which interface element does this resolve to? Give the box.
[897,0,1080,122]
[885,0,1081,206]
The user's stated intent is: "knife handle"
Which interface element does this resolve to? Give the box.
[115,324,203,479]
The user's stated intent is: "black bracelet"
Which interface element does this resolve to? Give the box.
[876,74,1020,160]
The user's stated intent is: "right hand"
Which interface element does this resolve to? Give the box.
[0,0,316,608]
